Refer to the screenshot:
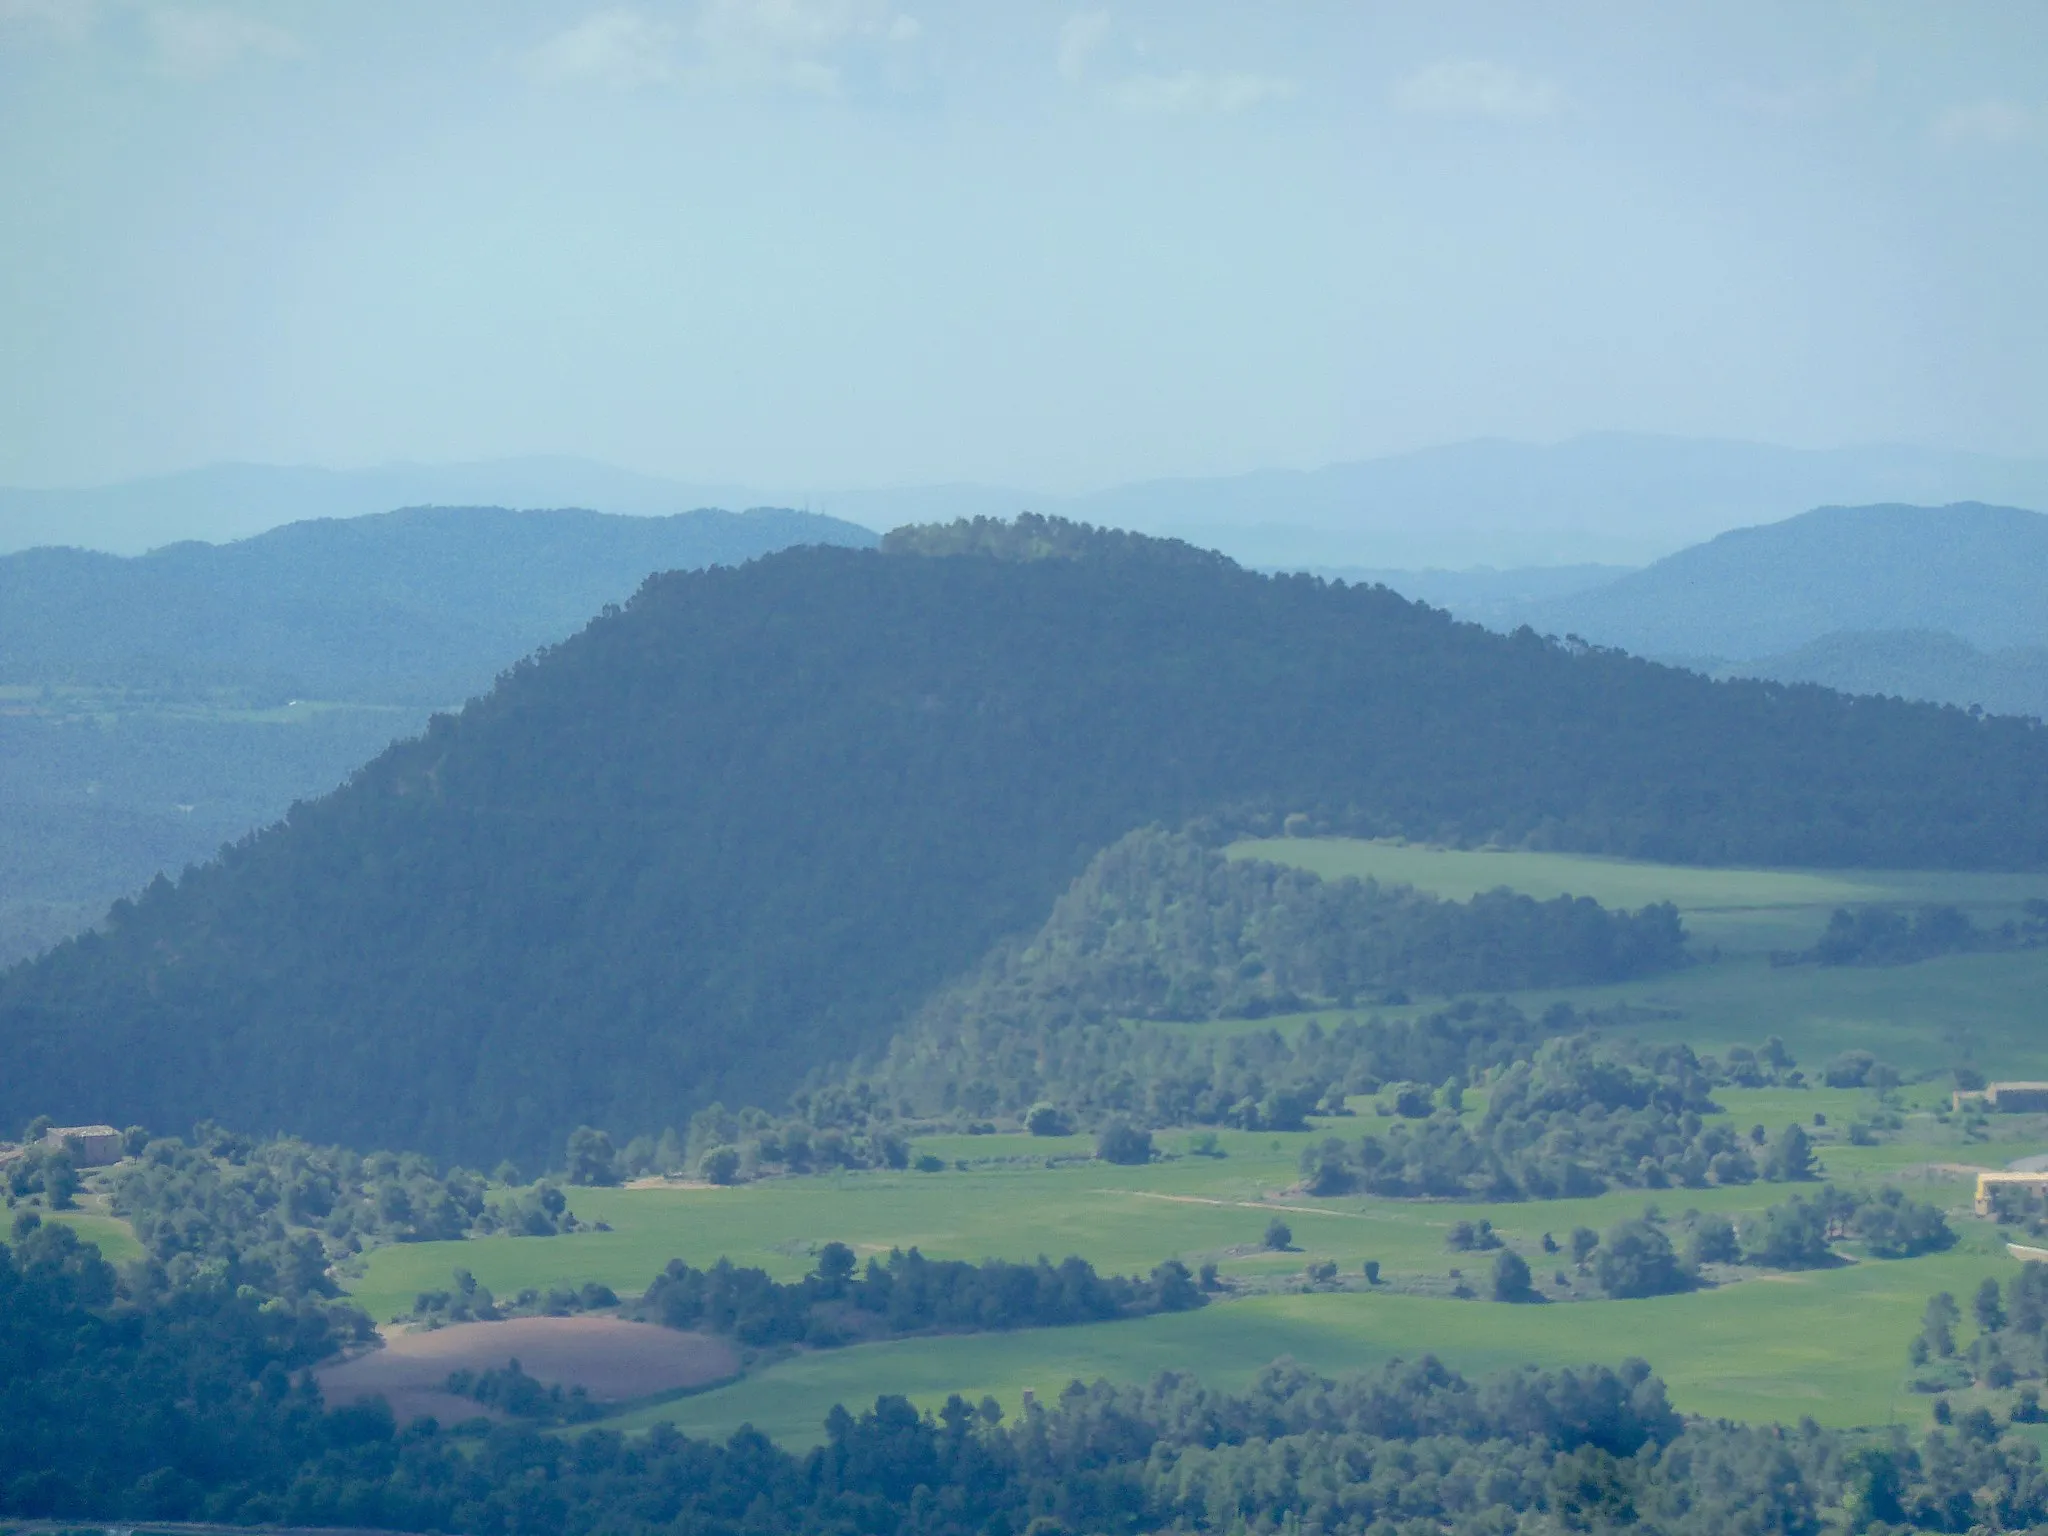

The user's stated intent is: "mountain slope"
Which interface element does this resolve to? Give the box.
[4,518,2046,1164]
[0,504,877,704]
[1516,502,2048,660]
[0,504,875,967]
[1716,631,2048,723]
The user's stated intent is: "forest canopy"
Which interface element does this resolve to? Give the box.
[6,517,2047,1163]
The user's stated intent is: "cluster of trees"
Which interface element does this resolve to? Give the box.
[877,996,1578,1136]
[639,1243,1202,1348]
[1732,1185,1954,1269]
[443,1360,604,1426]
[14,1216,2048,1536]
[1297,1036,1821,1201]
[1934,1262,2048,1395]
[11,517,2048,1165]
[925,828,1691,1023]
[1781,901,2048,967]
[399,1268,620,1329]
[104,1126,579,1303]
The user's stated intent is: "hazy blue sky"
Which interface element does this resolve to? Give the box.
[3,2,2044,491]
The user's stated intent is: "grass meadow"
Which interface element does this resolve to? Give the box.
[54,837,2048,1447]
[343,1080,2048,1443]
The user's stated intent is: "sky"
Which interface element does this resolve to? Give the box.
[2,1,2045,493]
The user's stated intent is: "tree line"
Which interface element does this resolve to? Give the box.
[638,1243,1202,1348]
[9,1215,2048,1535]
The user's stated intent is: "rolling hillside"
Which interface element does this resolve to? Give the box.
[1514,502,2048,660]
[5,516,2047,1164]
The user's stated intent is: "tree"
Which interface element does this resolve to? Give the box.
[1762,1124,1817,1183]
[699,1146,741,1185]
[1492,1249,1535,1302]
[1976,1276,2008,1333]
[815,1241,857,1297]
[1594,1219,1689,1299]
[1024,1103,1071,1137]
[565,1126,619,1186]
[1094,1119,1153,1165]
[1740,1197,1833,1269]
[1264,1217,1293,1251]
[1570,1226,1600,1267]
[1685,1215,1738,1267]
[1922,1292,1959,1358]
[1362,1259,1381,1284]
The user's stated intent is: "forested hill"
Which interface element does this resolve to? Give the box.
[1516,501,2048,660]
[0,503,876,704]
[5,516,2047,1165]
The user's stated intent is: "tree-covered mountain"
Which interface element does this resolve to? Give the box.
[1711,630,2048,722]
[0,504,874,967]
[1513,502,2048,660]
[5,516,2047,1165]
[1,503,876,703]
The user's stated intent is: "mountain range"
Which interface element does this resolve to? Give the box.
[1414,502,2048,722]
[11,434,2048,569]
[5,516,2045,1165]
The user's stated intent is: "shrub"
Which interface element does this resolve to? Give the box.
[1491,1249,1535,1302]
[1594,1218,1690,1299]
[698,1146,741,1185]
[1264,1217,1294,1251]
[1095,1119,1154,1165]
[1024,1103,1071,1137]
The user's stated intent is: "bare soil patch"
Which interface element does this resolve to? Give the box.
[317,1316,739,1425]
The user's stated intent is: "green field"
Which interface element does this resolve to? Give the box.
[343,1082,2048,1442]
[318,841,2048,1444]
[607,1240,2016,1447]
[1231,836,2048,954]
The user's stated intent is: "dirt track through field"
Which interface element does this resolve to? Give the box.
[317,1316,739,1425]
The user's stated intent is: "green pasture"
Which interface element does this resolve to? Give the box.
[1232,837,2048,954]
[46,1210,142,1265]
[344,1081,2046,1437]
[328,841,2048,1442]
[612,1234,2020,1447]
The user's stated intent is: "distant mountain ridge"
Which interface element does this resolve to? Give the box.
[1511,502,2048,660]
[1713,632,2048,724]
[12,434,2047,568]
[0,503,876,704]
[6,516,2048,1164]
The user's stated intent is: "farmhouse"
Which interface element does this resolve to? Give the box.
[1954,1082,2048,1114]
[43,1124,125,1166]
[1976,1170,2048,1216]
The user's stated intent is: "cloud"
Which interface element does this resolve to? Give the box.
[1933,98,2032,148]
[1390,59,1560,120]
[1106,70,1293,116]
[696,0,921,94]
[524,9,679,88]
[147,7,302,79]
[1729,60,1876,120]
[0,0,95,44]
[1057,10,1294,116]
[1056,10,1109,85]
[526,1,923,96]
